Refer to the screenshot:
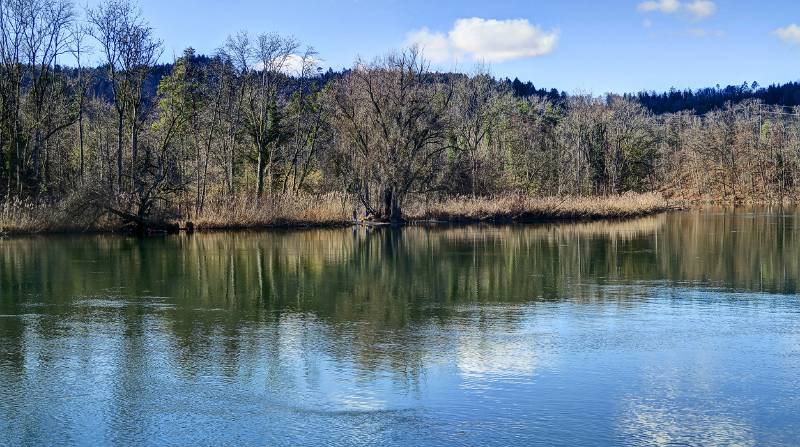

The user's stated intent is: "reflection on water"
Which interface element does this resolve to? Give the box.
[1,208,799,445]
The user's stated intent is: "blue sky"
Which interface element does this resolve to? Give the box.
[82,0,800,94]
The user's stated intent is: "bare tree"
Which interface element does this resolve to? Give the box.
[219,31,250,195]
[450,71,509,197]
[246,32,298,195]
[331,47,454,221]
[0,0,74,198]
[88,0,160,194]
[68,22,91,182]
[281,46,325,193]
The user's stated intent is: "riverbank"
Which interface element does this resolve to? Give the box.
[0,192,672,236]
[407,192,670,223]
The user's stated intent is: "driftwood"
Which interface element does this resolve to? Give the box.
[353,220,392,227]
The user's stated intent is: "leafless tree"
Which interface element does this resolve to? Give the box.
[331,47,454,220]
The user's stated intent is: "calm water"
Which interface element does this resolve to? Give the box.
[1,208,799,446]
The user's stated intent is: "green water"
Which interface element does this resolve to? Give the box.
[1,208,799,446]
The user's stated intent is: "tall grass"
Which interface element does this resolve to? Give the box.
[193,192,352,230]
[408,192,670,222]
[0,199,44,235]
[0,197,113,235]
[1,192,670,235]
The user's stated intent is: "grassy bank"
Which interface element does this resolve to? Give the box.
[407,192,671,223]
[193,193,352,230]
[0,192,671,235]
[0,198,116,235]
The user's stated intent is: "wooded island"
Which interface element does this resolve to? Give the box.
[0,0,796,234]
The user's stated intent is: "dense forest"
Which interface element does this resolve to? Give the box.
[632,82,800,115]
[1,0,799,231]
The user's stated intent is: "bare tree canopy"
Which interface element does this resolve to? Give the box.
[331,48,454,220]
[2,0,800,232]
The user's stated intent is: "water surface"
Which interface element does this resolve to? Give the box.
[1,208,799,446]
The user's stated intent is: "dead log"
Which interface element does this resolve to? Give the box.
[105,206,179,235]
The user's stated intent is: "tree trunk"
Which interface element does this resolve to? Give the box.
[131,104,139,190]
[117,110,124,193]
[228,138,235,195]
[256,141,265,196]
[195,137,202,215]
[106,205,179,235]
[382,186,402,222]
[32,129,41,187]
[78,108,85,182]
[472,149,478,198]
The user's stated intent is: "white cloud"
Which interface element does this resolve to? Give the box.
[774,24,800,46]
[251,54,320,76]
[637,0,680,14]
[685,0,717,20]
[405,28,452,63]
[283,54,320,76]
[637,0,717,21]
[449,18,559,62]
[407,17,558,64]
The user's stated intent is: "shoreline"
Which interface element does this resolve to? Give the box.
[0,193,676,237]
[0,216,671,238]
[11,192,797,237]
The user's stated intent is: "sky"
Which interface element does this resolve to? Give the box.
[81,0,800,94]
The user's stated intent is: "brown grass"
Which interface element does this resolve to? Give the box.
[0,197,114,235]
[1,192,670,235]
[407,192,671,223]
[192,192,352,230]
[0,201,44,235]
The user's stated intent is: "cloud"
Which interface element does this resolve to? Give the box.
[637,0,680,14]
[250,54,320,76]
[685,0,717,20]
[449,18,559,62]
[637,0,717,21]
[774,24,800,46]
[407,17,558,63]
[405,28,452,63]
[282,54,320,76]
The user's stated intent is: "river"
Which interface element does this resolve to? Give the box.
[1,207,798,445]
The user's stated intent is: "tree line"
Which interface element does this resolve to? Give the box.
[632,81,800,115]
[1,0,799,228]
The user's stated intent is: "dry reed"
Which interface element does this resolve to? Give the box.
[1,192,670,235]
[0,197,114,235]
[407,192,670,223]
[192,192,352,230]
